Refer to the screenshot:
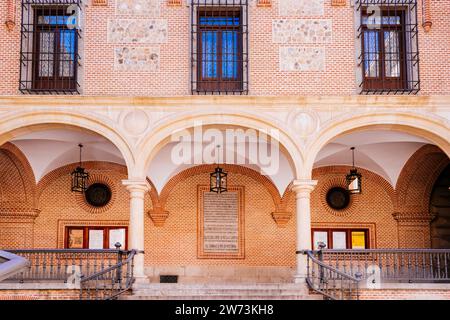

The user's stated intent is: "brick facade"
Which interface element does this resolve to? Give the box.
[1,0,449,95]
[0,145,447,261]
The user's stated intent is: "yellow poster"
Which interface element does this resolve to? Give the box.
[351,231,366,249]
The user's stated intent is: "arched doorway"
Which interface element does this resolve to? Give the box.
[431,164,450,248]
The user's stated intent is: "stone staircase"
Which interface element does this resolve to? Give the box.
[121,283,323,300]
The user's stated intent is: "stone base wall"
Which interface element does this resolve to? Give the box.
[144,265,295,284]
[0,289,79,300]
[358,288,450,300]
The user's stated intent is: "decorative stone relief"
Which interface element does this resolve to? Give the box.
[116,0,160,16]
[287,109,320,138]
[107,19,168,43]
[272,19,332,44]
[279,0,324,16]
[120,108,151,136]
[114,47,160,72]
[279,47,325,72]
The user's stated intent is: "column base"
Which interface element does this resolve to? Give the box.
[292,277,310,295]
[294,274,307,284]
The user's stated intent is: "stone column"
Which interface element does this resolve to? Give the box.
[292,179,317,283]
[122,179,150,279]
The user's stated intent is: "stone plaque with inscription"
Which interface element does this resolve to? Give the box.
[198,186,244,259]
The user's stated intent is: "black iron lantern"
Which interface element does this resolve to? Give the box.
[210,145,227,193]
[71,144,89,193]
[210,167,228,194]
[346,147,362,194]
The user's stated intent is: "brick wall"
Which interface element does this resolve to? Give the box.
[0,0,448,96]
[0,159,440,266]
[0,289,79,300]
[358,288,450,300]
[33,162,136,248]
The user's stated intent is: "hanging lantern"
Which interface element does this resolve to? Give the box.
[71,144,89,193]
[210,145,228,193]
[210,167,228,194]
[346,147,362,194]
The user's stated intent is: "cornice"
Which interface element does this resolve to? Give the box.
[0,95,449,111]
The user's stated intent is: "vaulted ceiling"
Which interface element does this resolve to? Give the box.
[6,128,436,195]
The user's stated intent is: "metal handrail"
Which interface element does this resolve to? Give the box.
[301,250,361,300]
[79,250,139,300]
[318,249,450,283]
[4,249,128,283]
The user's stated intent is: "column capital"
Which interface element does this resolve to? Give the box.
[122,179,151,193]
[291,179,318,194]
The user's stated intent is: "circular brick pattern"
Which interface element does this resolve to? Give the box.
[318,175,359,217]
[75,174,117,214]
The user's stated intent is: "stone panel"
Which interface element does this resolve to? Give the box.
[114,47,160,72]
[116,0,160,16]
[279,47,325,71]
[107,19,168,43]
[279,0,324,17]
[272,19,332,44]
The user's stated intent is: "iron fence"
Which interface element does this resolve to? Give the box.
[4,249,129,283]
[313,249,450,284]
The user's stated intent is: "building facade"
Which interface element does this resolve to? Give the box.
[0,0,450,299]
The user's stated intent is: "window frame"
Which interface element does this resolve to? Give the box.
[356,0,420,95]
[191,0,248,95]
[32,7,79,91]
[312,228,370,250]
[360,8,408,91]
[65,226,128,250]
[196,8,243,92]
[19,0,82,94]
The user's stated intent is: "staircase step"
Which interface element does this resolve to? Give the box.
[123,283,323,300]
[121,295,322,300]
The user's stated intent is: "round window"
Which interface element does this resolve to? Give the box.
[85,183,112,208]
[326,187,350,211]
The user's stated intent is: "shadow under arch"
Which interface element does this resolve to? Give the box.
[134,112,305,179]
[304,112,450,179]
[0,111,135,176]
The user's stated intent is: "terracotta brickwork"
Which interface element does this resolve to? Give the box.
[357,288,450,300]
[395,145,450,248]
[0,0,449,95]
[32,161,138,249]
[0,155,447,266]
[0,143,37,249]
[0,289,80,300]
[144,170,294,267]
[299,166,397,249]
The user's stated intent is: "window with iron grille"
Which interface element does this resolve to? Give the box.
[19,0,82,94]
[356,0,420,94]
[191,0,248,95]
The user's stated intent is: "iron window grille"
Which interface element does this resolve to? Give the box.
[191,0,248,95]
[19,0,82,94]
[356,0,420,94]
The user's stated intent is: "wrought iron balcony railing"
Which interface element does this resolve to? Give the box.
[3,249,130,283]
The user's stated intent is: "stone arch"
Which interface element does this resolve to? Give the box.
[395,144,450,217]
[282,165,396,214]
[135,112,304,179]
[0,142,37,209]
[0,110,135,176]
[147,164,293,227]
[304,112,450,178]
